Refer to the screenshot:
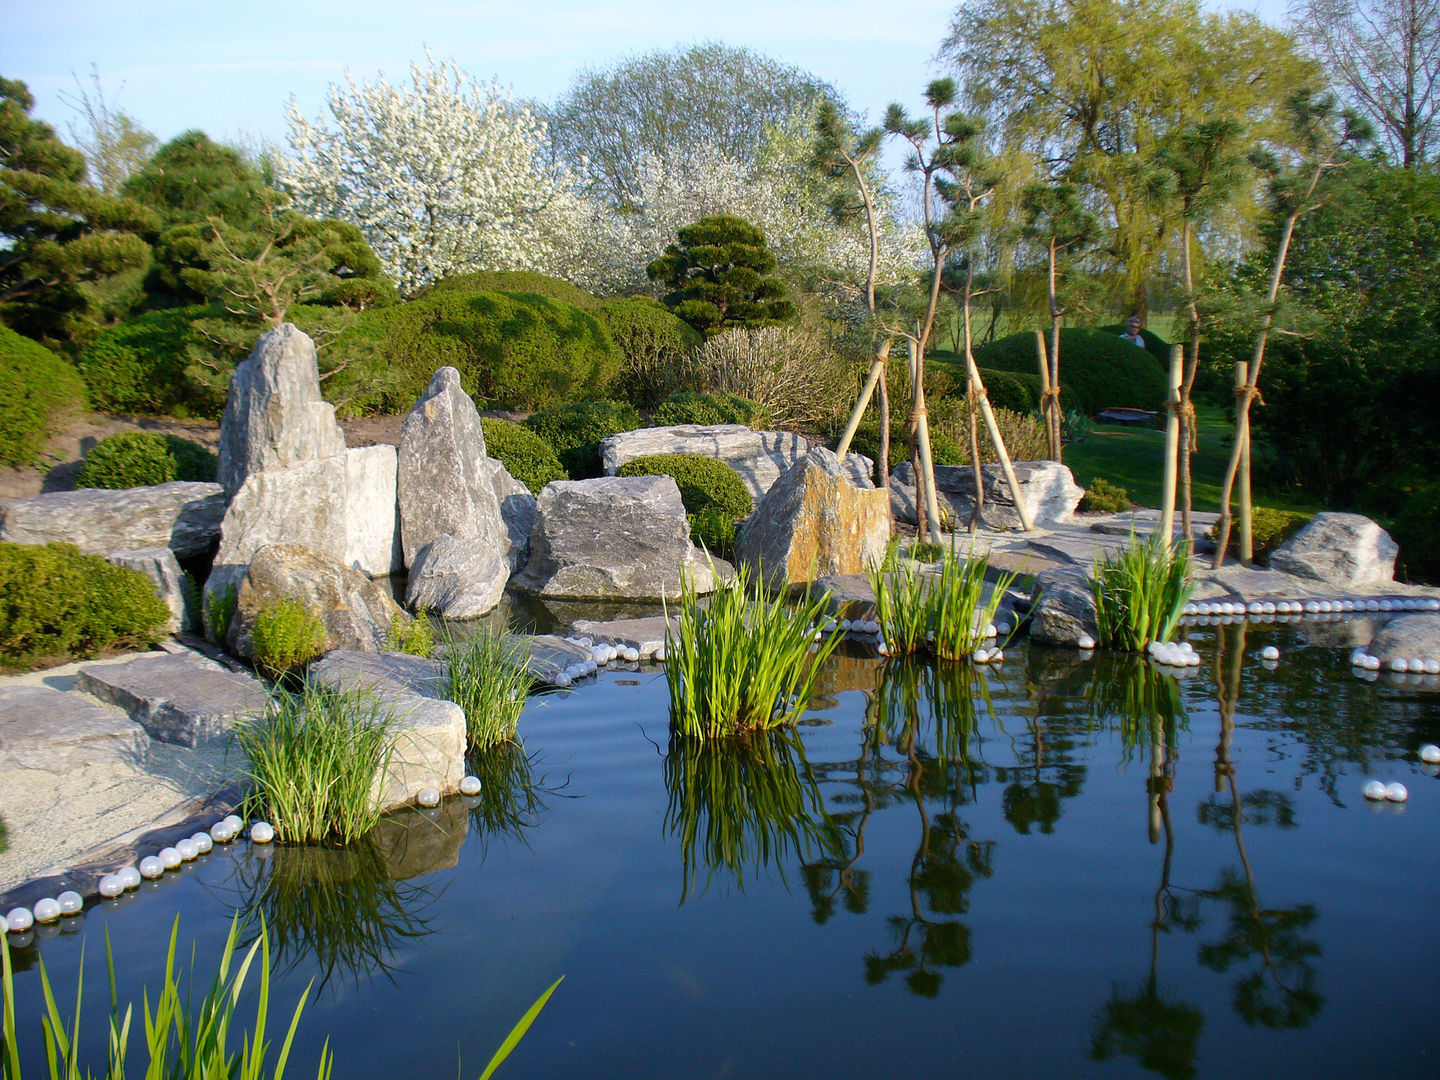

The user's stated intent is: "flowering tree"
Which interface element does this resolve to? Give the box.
[279,54,589,294]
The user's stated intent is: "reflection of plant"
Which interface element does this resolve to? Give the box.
[664,729,840,901]
[1085,653,1188,761]
[466,743,549,851]
[1091,533,1193,650]
[1090,983,1205,1080]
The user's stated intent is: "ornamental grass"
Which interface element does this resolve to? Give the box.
[438,627,534,751]
[866,545,1017,661]
[1090,533,1194,652]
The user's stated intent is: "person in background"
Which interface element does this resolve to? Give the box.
[1119,316,1145,347]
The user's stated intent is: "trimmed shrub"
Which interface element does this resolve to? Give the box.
[1206,507,1311,564]
[74,431,217,489]
[977,367,1042,414]
[525,399,643,479]
[425,270,599,309]
[0,541,168,669]
[73,306,204,416]
[596,297,703,406]
[970,329,1168,414]
[1079,477,1133,514]
[618,454,753,519]
[480,417,568,493]
[651,392,772,429]
[251,598,328,678]
[0,324,87,469]
[1098,322,1172,367]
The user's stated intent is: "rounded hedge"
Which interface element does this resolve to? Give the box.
[616,453,753,520]
[976,367,1042,414]
[969,329,1168,414]
[651,391,771,429]
[75,432,217,490]
[0,325,87,469]
[1098,323,1172,367]
[525,399,644,479]
[595,297,702,405]
[74,306,205,416]
[425,271,599,309]
[479,417,568,494]
[0,541,169,669]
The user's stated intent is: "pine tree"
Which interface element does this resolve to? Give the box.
[646,214,795,334]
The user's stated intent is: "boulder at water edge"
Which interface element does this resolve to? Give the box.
[890,460,1083,531]
[405,533,509,618]
[0,482,224,558]
[1029,567,1100,647]
[1268,512,1398,589]
[1367,614,1440,667]
[735,447,891,589]
[216,323,346,499]
[512,475,720,599]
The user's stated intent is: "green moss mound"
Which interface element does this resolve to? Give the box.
[74,431,217,489]
[525,399,643,479]
[479,418,568,493]
[425,271,599,309]
[0,325,87,469]
[652,392,771,428]
[968,329,1168,414]
[0,541,169,669]
[617,453,753,519]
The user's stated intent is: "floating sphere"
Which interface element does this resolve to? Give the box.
[416,786,441,808]
[622,647,640,662]
[117,866,141,890]
[1261,646,1280,661]
[996,620,1013,636]
[1424,660,1440,675]
[139,856,165,879]
[1390,659,1410,673]
[1077,634,1096,650]
[653,646,666,663]
[1364,655,1383,671]
[57,891,83,915]
[191,832,212,855]
[1351,649,1366,666]
[1261,602,1276,615]
[459,775,483,796]
[249,821,275,844]
[1427,598,1440,611]
[1303,601,1319,614]
[877,642,890,657]
[1379,599,1395,612]
[176,839,199,862]
[1364,599,1380,612]
[98,875,124,898]
[1386,782,1409,802]
[6,908,34,932]
[1363,779,1387,801]
[223,814,243,833]
[1419,744,1440,764]
[32,898,61,924]
[209,823,233,844]
[973,648,989,663]
[553,671,572,688]
[158,847,182,870]
[990,649,1004,663]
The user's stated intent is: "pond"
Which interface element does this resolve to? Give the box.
[5,621,1439,1079]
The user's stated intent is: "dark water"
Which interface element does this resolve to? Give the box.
[5,622,1439,1080]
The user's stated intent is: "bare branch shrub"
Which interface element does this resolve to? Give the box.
[681,325,855,430]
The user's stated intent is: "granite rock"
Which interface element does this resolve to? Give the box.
[0,482,224,558]
[890,460,1083,530]
[0,686,145,772]
[107,547,194,633]
[406,533,509,618]
[1029,567,1100,647]
[1269,512,1398,590]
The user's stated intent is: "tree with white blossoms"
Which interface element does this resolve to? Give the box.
[279,53,590,294]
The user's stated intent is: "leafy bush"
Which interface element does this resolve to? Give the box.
[976,367,1042,414]
[72,306,205,416]
[250,598,328,678]
[688,507,740,556]
[594,296,702,406]
[838,422,965,473]
[0,325,87,469]
[439,628,533,751]
[617,454,753,519]
[970,329,1168,414]
[1091,534,1193,651]
[426,270,599,309]
[651,391,771,429]
[74,431,216,489]
[0,542,168,669]
[1098,323,1173,366]
[525,399,643,479]
[385,613,435,657]
[1079,477,1133,514]
[1205,506,1310,564]
[479,417,568,493]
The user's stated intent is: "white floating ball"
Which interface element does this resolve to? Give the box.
[1261,646,1280,661]
[1365,599,1380,612]
[32,898,61,924]
[1385,782,1409,803]
[877,643,890,657]
[1423,660,1440,675]
[1379,599,1395,612]
[1420,744,1440,764]
[459,775,483,796]
[1351,649,1366,666]
[990,649,1004,663]
[1303,601,1320,614]
[996,620,1013,635]
[6,908,34,932]
[158,847,181,870]
[57,891,83,915]
[117,866,141,889]
[973,648,989,663]
[1363,779,1387,801]
[209,823,233,844]
[98,875,124,898]
[139,856,164,879]
[653,646,666,663]
[176,839,199,862]
[1390,658,1410,673]
[1426,598,1440,611]
[622,647,640,662]
[1246,602,1263,615]
[191,832,212,854]
[416,786,441,808]
[1364,655,1382,671]
[249,821,275,844]
[1077,635,1096,650]
[223,814,243,832]
[1409,659,1425,673]
[552,671,572,688]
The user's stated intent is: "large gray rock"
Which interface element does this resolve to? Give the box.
[513,475,720,600]
[0,482,224,558]
[74,652,267,747]
[308,651,466,813]
[736,447,892,589]
[343,444,404,575]
[406,534,509,618]
[398,367,511,567]
[1029,567,1099,647]
[890,460,1083,530]
[227,545,410,662]
[1368,615,1440,666]
[0,686,145,772]
[599,424,874,500]
[488,460,537,574]
[1269,512,1398,589]
[217,323,346,499]
[106,547,194,633]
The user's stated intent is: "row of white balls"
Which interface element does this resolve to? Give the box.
[1186,596,1439,618]
[1359,745,1440,802]
[1147,640,1203,667]
[1350,649,1440,674]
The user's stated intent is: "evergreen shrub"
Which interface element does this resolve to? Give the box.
[74,306,207,416]
[970,329,1168,414]
[525,399,643,479]
[479,418,568,493]
[651,391,771,429]
[617,453,753,520]
[1206,507,1311,564]
[595,297,702,406]
[1079,477,1133,514]
[250,598,327,678]
[74,432,217,489]
[0,324,87,469]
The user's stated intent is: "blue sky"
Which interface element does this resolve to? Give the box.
[4,0,1291,152]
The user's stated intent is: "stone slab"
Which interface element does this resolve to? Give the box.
[0,685,145,772]
[73,652,268,747]
[107,547,194,634]
[0,482,225,558]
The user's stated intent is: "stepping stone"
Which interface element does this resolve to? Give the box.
[0,686,145,772]
[569,616,675,660]
[74,652,268,748]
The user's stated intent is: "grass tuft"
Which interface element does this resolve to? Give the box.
[1091,533,1194,651]
[867,546,1016,661]
[384,614,435,657]
[251,600,327,679]
[439,628,534,751]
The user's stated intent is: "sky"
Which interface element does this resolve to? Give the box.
[3,0,1292,156]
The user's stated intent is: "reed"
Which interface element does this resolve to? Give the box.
[1091,533,1194,651]
[438,628,534,751]
[867,546,1017,661]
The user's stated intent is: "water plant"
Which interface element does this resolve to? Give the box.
[384,613,434,657]
[251,599,328,679]
[439,628,533,751]
[664,561,844,739]
[1091,533,1193,651]
[866,546,1017,661]
[233,682,397,845]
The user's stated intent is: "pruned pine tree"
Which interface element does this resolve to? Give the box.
[645,214,795,335]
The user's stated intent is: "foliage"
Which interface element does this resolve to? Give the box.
[680,324,854,429]
[73,306,205,415]
[932,404,1051,467]
[842,421,965,471]
[0,813,7,854]
[651,391,770,429]
[59,65,158,196]
[523,399,642,479]
[281,53,589,294]
[687,508,740,557]
[1091,534,1194,650]
[968,329,1167,414]
[73,431,216,489]
[123,130,265,230]
[0,541,167,670]
[617,454,752,519]
[647,214,795,334]
[250,599,328,679]
[235,682,395,844]
[0,324,87,468]
[973,365,1041,414]
[665,561,844,739]
[428,270,598,309]
[384,614,434,657]
[1205,507,1310,563]
[595,297,702,406]
[439,628,533,751]
[206,582,239,647]
[1079,477,1134,513]
[866,547,1016,661]
[478,418,567,493]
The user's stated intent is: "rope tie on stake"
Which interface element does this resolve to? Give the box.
[1172,399,1199,451]
[1235,383,1265,408]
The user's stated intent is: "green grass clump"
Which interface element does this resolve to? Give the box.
[74,431,217,489]
[651,391,771,429]
[384,614,435,657]
[524,399,643,478]
[1091,533,1194,651]
[1205,506,1311,563]
[440,630,534,751]
[251,600,328,679]
[665,562,844,740]
[206,582,239,645]
[235,682,396,845]
[478,418,568,493]
[688,507,739,557]
[1078,477,1133,514]
[0,813,7,854]
[0,542,168,670]
[866,546,1016,661]
[0,324,87,470]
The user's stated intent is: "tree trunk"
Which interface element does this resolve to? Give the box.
[1047,237,1064,464]
[963,261,1033,531]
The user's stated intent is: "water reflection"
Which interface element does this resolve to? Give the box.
[465,742,552,854]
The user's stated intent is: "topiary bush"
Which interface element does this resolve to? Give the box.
[1099,322,1172,367]
[74,431,217,489]
[0,541,169,669]
[0,324,88,469]
[651,391,772,429]
[251,598,328,679]
[594,296,702,406]
[970,329,1168,414]
[73,306,206,416]
[1078,477,1133,514]
[525,399,644,479]
[617,454,753,519]
[425,270,599,309]
[977,367,1042,414]
[479,417,568,493]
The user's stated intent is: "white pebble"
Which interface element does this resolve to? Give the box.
[459,775,483,795]
[191,832,212,854]
[117,866,141,889]
[32,898,61,924]
[1420,744,1440,764]
[1261,646,1280,661]
[6,908,35,932]
[1363,779,1388,801]
[98,875,124,898]
[249,821,275,843]
[1077,634,1096,650]
[176,839,198,861]
[1386,782,1409,802]
[416,786,441,808]
[139,855,165,879]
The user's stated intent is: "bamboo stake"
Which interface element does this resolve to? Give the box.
[1159,345,1182,546]
[1035,330,1060,461]
[909,335,944,544]
[834,339,893,460]
[1235,361,1253,563]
